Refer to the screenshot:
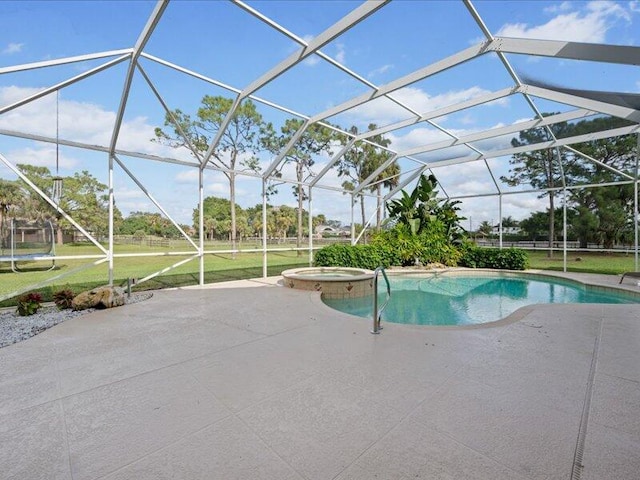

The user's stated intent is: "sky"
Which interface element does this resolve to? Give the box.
[1,0,639,232]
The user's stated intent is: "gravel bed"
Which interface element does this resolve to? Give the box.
[0,292,153,348]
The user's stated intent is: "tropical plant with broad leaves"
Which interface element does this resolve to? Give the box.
[386,174,465,243]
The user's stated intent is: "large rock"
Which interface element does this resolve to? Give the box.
[72,286,126,311]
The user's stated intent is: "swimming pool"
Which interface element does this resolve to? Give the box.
[322,273,639,326]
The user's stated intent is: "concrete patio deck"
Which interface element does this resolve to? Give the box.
[1,271,639,479]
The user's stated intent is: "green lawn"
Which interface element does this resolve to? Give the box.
[2,242,637,307]
[0,241,310,306]
[527,250,637,275]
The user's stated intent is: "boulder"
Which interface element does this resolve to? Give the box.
[72,286,126,311]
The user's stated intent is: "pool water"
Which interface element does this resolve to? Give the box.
[322,274,638,326]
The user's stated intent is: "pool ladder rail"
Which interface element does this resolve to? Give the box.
[372,266,391,334]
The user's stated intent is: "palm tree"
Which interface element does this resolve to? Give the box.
[367,150,399,230]
[338,124,397,231]
[478,220,493,236]
[502,216,519,230]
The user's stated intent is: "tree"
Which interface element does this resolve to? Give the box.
[338,124,399,231]
[519,212,548,241]
[502,115,572,257]
[272,205,296,242]
[61,170,116,239]
[571,203,599,248]
[519,208,579,243]
[359,127,399,230]
[16,164,118,244]
[193,196,243,241]
[501,216,518,230]
[118,211,180,238]
[262,118,334,253]
[565,116,637,250]
[477,220,492,236]
[0,178,25,246]
[155,96,269,252]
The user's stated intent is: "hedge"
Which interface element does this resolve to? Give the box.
[459,246,529,270]
[314,241,529,271]
[313,243,396,270]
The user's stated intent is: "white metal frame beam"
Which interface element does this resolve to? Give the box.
[395,108,599,158]
[525,85,640,123]
[357,86,520,141]
[489,37,640,65]
[0,49,133,75]
[0,55,131,116]
[109,0,169,155]
[201,0,389,170]
[308,40,494,124]
[424,123,640,170]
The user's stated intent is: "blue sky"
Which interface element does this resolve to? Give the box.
[1,0,639,230]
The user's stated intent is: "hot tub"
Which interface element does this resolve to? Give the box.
[281,267,375,299]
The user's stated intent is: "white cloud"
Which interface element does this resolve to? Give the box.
[544,1,573,14]
[368,64,394,78]
[206,182,229,195]
[2,42,24,55]
[0,86,177,158]
[335,42,346,64]
[303,55,321,67]
[4,145,78,170]
[459,114,477,126]
[175,170,199,184]
[344,86,509,127]
[113,187,153,213]
[114,187,146,200]
[630,1,640,13]
[496,0,631,42]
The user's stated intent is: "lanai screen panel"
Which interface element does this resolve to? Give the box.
[0,0,638,296]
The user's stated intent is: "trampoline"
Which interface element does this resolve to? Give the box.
[0,219,56,272]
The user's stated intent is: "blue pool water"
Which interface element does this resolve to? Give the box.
[322,274,638,326]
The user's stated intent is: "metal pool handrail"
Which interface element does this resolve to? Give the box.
[372,266,391,334]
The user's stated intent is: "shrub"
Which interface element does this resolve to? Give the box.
[314,222,464,269]
[16,292,43,316]
[459,247,529,270]
[372,222,461,267]
[313,243,396,270]
[53,289,75,310]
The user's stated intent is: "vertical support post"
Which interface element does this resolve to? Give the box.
[563,187,568,273]
[198,167,204,286]
[262,179,268,278]
[108,154,114,285]
[308,188,313,267]
[10,219,15,272]
[635,133,639,271]
[350,194,356,245]
[555,148,568,273]
[498,194,503,249]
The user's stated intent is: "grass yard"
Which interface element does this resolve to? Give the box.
[527,250,637,275]
[2,242,637,307]
[0,241,310,307]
